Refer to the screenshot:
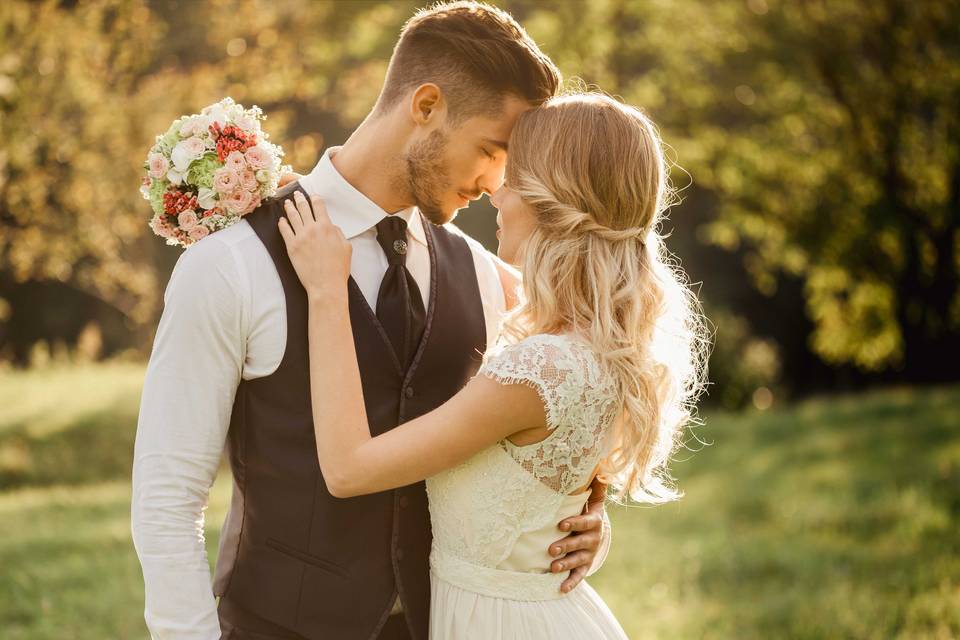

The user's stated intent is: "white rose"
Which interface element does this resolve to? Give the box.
[166,167,183,186]
[171,136,206,172]
[203,103,229,128]
[197,187,218,210]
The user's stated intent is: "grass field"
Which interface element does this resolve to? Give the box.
[1,363,958,639]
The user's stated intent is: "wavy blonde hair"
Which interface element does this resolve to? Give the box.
[501,93,710,504]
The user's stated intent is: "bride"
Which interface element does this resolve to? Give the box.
[278,92,708,639]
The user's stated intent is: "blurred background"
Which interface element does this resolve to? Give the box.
[1,0,958,638]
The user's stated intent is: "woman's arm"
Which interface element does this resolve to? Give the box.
[279,191,546,498]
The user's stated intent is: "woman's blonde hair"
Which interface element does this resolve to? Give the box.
[501,92,710,504]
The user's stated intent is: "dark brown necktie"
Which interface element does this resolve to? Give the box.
[374,216,426,369]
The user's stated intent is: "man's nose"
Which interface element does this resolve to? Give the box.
[477,167,505,197]
[477,156,507,195]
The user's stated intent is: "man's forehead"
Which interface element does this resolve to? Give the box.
[466,97,532,144]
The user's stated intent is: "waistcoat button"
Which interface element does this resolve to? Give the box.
[397,549,405,561]
[404,387,414,398]
[399,495,410,508]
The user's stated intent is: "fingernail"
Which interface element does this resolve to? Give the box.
[560,522,571,531]
[551,546,561,556]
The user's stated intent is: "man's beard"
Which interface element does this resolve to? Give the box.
[403,128,454,225]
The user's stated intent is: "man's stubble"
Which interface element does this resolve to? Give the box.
[399,128,455,226]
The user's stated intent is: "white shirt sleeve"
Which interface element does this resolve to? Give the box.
[131,237,248,640]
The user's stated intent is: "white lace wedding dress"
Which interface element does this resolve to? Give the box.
[425,333,629,639]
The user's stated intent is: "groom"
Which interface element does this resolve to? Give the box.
[132,3,609,639]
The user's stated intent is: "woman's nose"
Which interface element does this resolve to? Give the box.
[489,185,505,207]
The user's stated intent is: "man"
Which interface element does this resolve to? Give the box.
[132,3,610,639]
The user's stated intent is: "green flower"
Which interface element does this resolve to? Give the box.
[186,152,220,189]
[148,178,168,215]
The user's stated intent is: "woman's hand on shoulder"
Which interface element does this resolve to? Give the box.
[278,191,351,300]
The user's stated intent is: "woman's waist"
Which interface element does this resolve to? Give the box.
[429,547,570,601]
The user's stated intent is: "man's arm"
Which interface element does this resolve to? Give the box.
[131,238,246,639]
[550,477,612,592]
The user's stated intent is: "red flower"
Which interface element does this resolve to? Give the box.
[214,124,258,162]
[162,188,199,216]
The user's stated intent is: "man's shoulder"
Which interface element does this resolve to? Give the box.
[172,219,258,280]
[439,221,495,262]
[190,218,255,252]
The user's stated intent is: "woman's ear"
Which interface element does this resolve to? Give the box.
[409,83,444,125]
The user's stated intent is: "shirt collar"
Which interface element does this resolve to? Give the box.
[298,146,427,246]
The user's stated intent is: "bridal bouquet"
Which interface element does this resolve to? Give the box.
[141,97,290,247]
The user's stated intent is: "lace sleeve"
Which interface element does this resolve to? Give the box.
[480,335,577,429]
[480,334,618,494]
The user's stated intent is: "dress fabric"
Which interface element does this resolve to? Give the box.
[425,333,629,639]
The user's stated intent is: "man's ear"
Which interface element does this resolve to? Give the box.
[409,83,445,125]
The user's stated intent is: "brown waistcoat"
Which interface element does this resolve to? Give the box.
[213,182,487,639]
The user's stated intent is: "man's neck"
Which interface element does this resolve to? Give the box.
[330,116,412,215]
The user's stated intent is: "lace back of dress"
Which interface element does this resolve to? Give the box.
[481,334,618,496]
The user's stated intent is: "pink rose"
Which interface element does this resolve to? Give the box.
[244,145,270,170]
[213,167,240,194]
[150,215,172,238]
[178,209,198,231]
[184,136,205,156]
[188,224,210,241]
[233,114,257,132]
[225,151,246,173]
[179,115,210,138]
[239,169,259,191]
[148,153,169,179]
[224,188,255,214]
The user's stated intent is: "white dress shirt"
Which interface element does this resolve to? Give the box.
[131,147,506,639]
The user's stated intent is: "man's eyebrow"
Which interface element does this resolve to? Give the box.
[483,137,509,151]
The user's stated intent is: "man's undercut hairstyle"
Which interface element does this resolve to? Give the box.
[377,1,562,124]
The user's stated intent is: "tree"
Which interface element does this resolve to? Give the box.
[0,0,420,363]
[515,0,959,381]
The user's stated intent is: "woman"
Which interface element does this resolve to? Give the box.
[278,93,708,639]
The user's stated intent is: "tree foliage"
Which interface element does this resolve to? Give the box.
[1,0,957,386]
[516,0,960,377]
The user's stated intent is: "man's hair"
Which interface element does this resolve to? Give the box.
[376,1,561,123]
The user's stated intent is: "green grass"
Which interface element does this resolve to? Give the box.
[1,363,958,639]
